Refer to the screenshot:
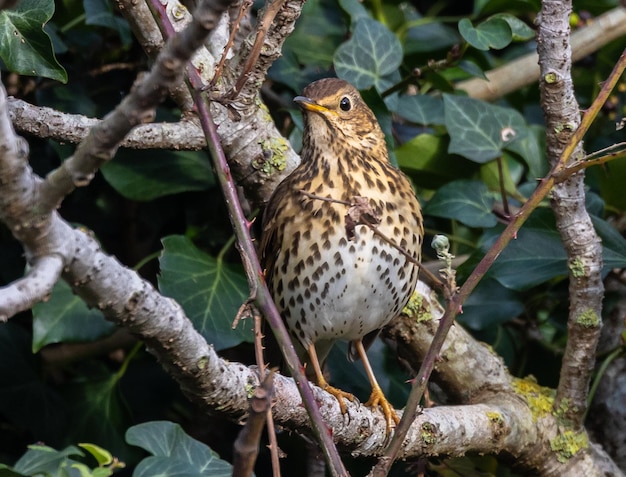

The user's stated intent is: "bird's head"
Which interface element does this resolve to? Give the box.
[294,78,386,154]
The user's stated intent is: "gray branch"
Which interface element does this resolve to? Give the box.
[537,0,604,428]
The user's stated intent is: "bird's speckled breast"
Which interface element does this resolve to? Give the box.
[269,157,422,347]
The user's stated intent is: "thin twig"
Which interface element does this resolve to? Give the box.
[210,0,254,87]
[226,0,288,99]
[552,144,626,182]
[253,314,282,477]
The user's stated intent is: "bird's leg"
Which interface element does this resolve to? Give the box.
[353,339,400,434]
[307,343,355,414]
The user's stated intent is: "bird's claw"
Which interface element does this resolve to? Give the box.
[365,387,400,435]
[320,383,355,414]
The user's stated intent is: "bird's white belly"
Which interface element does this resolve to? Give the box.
[277,225,416,347]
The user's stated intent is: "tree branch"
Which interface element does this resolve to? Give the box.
[8,98,208,150]
[538,0,605,429]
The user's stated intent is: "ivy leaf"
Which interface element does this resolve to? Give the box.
[127,421,233,477]
[84,0,132,46]
[12,445,83,476]
[102,149,214,201]
[459,278,524,329]
[64,374,131,460]
[32,280,115,352]
[507,124,548,179]
[158,236,253,350]
[392,94,445,126]
[491,13,535,41]
[458,17,512,51]
[337,0,369,22]
[396,134,478,189]
[0,0,67,82]
[425,179,497,228]
[403,5,459,54]
[443,94,527,163]
[279,0,345,69]
[484,208,626,291]
[458,60,488,80]
[334,18,402,90]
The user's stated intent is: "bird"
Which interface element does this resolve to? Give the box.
[260,77,423,433]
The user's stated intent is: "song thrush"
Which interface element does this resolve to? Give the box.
[261,78,423,432]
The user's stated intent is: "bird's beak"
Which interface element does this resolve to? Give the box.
[294,96,330,113]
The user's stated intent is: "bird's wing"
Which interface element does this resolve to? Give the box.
[259,180,289,287]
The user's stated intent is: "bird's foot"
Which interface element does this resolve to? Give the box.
[365,385,400,435]
[320,383,355,414]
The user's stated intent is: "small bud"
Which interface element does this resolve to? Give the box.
[431,234,450,254]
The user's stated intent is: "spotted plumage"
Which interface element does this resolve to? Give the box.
[261,78,423,432]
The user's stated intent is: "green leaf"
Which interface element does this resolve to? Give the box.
[591,215,626,270]
[402,7,459,54]
[32,279,115,352]
[457,60,488,80]
[101,149,214,201]
[487,209,567,290]
[337,0,369,22]
[158,236,253,350]
[84,0,132,46]
[13,445,83,475]
[392,94,445,126]
[459,278,524,329]
[490,13,535,41]
[506,124,547,179]
[483,208,626,291]
[479,155,523,197]
[425,179,497,228]
[78,443,113,466]
[458,17,512,51]
[396,134,478,189]
[443,94,528,163]
[334,18,403,90]
[0,0,67,82]
[65,374,131,461]
[126,421,232,477]
[279,0,345,69]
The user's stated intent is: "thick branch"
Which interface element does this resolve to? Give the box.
[8,98,208,150]
[537,0,604,429]
[0,255,63,320]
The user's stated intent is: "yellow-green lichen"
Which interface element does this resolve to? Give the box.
[254,136,289,175]
[575,309,600,328]
[420,422,438,445]
[197,356,209,370]
[550,430,588,463]
[486,411,504,425]
[245,375,257,399]
[512,376,555,421]
[553,397,578,427]
[402,291,432,323]
[257,97,274,123]
[568,257,585,278]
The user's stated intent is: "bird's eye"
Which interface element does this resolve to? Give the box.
[339,96,351,111]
